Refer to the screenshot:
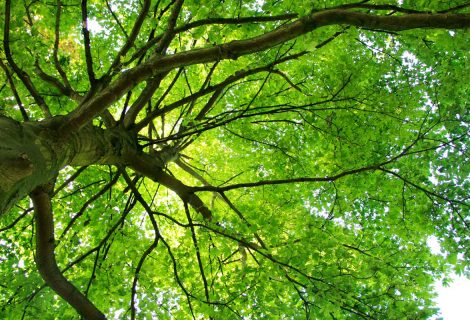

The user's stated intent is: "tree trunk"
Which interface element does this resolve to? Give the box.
[0,116,137,216]
[0,115,207,219]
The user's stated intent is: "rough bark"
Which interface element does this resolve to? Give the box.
[0,116,62,215]
[0,116,211,220]
[0,116,136,216]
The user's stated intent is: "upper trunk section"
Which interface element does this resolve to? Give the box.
[0,116,139,217]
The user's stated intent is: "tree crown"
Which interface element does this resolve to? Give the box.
[0,0,469,319]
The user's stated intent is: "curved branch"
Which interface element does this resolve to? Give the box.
[438,3,470,13]
[63,8,470,132]
[30,186,106,319]
[126,13,298,66]
[126,152,212,220]
[178,13,298,32]
[331,3,423,13]
[192,164,381,193]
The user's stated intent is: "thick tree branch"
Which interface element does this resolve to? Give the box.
[126,13,298,66]
[125,153,212,220]
[30,185,105,319]
[63,8,470,132]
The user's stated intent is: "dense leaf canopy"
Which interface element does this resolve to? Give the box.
[0,0,469,319]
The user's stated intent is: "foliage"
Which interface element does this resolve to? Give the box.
[0,0,469,319]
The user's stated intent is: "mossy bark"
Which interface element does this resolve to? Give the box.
[0,116,137,216]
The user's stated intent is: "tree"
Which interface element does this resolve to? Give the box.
[0,0,468,318]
